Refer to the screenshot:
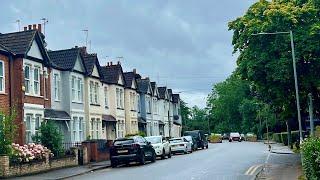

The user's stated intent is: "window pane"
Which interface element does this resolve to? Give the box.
[0,62,3,76]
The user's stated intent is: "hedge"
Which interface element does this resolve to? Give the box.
[301,137,320,179]
[209,134,222,143]
[272,131,306,145]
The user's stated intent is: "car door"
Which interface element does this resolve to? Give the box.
[141,137,153,157]
[162,137,169,154]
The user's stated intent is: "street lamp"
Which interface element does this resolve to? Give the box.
[252,30,303,143]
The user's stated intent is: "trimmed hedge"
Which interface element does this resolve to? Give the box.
[209,134,222,143]
[272,131,305,145]
[301,137,320,179]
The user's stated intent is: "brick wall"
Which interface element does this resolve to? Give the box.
[0,149,78,178]
[0,54,10,113]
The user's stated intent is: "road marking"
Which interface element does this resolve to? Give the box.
[249,164,262,175]
[245,165,255,175]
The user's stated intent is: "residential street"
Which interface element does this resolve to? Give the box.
[67,142,269,180]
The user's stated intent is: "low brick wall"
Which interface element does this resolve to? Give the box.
[0,149,78,178]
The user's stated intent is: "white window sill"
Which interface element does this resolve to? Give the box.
[25,94,43,98]
[54,99,61,102]
[0,92,7,95]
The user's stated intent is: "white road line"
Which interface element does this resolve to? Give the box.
[249,164,262,175]
[245,165,255,175]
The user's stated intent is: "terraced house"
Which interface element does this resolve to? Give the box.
[123,71,138,135]
[48,47,86,143]
[100,62,126,139]
[151,82,163,136]
[0,25,52,144]
[171,94,182,137]
[158,86,170,137]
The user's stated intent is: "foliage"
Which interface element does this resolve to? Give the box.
[181,100,191,133]
[32,121,64,157]
[209,134,222,143]
[0,109,17,155]
[301,137,320,179]
[228,0,320,125]
[11,143,52,163]
[125,131,146,137]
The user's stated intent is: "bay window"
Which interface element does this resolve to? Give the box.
[24,65,31,94]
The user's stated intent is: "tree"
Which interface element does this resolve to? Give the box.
[33,121,64,156]
[181,100,191,132]
[228,0,320,131]
[0,109,17,155]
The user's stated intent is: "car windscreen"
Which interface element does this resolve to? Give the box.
[169,139,183,143]
[145,137,161,144]
[183,136,192,141]
[230,133,240,137]
[184,132,198,138]
[113,139,134,145]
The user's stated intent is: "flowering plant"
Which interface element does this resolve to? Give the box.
[11,143,54,163]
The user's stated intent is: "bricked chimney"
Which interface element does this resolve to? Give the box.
[37,24,42,33]
[110,61,113,66]
[28,25,32,30]
[24,26,27,31]
[32,24,37,30]
[133,68,136,74]
[117,61,121,65]
[107,62,110,66]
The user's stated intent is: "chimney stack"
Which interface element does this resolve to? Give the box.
[107,62,110,66]
[110,62,113,66]
[117,61,121,65]
[133,68,136,74]
[24,26,27,31]
[32,24,37,30]
[37,24,42,33]
[28,25,32,30]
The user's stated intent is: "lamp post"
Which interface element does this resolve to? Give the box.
[252,30,303,143]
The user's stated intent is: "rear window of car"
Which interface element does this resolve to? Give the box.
[183,136,192,141]
[230,133,240,137]
[169,139,183,143]
[114,139,134,145]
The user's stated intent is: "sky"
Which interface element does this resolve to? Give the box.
[1,0,256,108]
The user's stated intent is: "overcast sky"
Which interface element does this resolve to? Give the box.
[1,0,256,108]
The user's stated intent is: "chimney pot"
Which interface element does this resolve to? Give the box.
[28,25,32,30]
[75,46,78,48]
[107,62,109,66]
[24,27,27,31]
[133,68,136,74]
[32,24,37,30]
[110,62,113,65]
[37,24,42,33]
[117,61,120,65]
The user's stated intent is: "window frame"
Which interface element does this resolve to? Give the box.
[24,64,32,94]
[33,66,40,95]
[0,60,5,93]
[54,73,60,101]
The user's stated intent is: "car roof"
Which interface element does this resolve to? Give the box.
[145,136,162,138]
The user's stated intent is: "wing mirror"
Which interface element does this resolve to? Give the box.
[147,141,151,145]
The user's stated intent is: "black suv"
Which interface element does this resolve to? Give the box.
[183,130,208,149]
[110,136,156,167]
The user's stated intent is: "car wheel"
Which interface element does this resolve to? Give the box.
[139,152,146,165]
[206,145,209,149]
[111,160,118,168]
[161,149,166,160]
[168,149,172,158]
[201,145,204,149]
[229,139,232,142]
[151,151,156,163]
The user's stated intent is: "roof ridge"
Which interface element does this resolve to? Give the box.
[0,29,36,36]
[48,47,79,53]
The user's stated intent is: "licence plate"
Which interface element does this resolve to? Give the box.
[117,150,128,153]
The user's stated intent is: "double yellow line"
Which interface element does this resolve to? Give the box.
[245,164,263,176]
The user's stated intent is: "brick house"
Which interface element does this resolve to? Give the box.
[0,25,52,144]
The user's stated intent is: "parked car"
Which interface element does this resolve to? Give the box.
[169,137,192,154]
[183,130,209,149]
[183,135,197,151]
[210,133,223,143]
[240,134,245,141]
[145,136,171,159]
[229,132,241,142]
[109,136,156,167]
[222,133,230,140]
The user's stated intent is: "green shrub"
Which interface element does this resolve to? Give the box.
[32,121,64,157]
[301,137,320,179]
[209,134,222,143]
[0,109,17,155]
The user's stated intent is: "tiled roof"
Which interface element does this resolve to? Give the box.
[0,30,36,55]
[151,82,156,92]
[83,54,102,76]
[100,64,124,84]
[172,94,180,103]
[137,79,151,94]
[158,87,167,99]
[123,72,135,88]
[44,109,71,120]
[48,48,80,70]
[167,89,173,101]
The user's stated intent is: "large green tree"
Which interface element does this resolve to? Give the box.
[228,0,320,127]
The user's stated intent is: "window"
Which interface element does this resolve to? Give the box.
[25,115,32,143]
[146,97,151,113]
[116,88,120,108]
[24,65,31,94]
[117,120,125,138]
[35,115,41,133]
[77,78,82,102]
[120,89,124,108]
[130,93,135,111]
[96,118,100,139]
[91,118,95,138]
[94,82,99,104]
[54,73,60,100]
[89,81,94,104]
[0,61,4,93]
[71,76,76,101]
[73,117,78,142]
[33,67,40,95]
[104,87,108,108]
[137,94,140,112]
[79,117,83,141]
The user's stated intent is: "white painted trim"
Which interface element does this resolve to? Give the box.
[24,103,44,109]
[0,60,5,93]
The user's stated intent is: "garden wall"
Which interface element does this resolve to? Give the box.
[0,149,78,178]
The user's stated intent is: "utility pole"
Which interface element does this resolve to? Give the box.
[308,93,314,136]
[40,18,48,35]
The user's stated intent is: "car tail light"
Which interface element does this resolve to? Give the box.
[131,143,140,149]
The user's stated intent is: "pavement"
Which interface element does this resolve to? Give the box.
[11,160,111,180]
[65,141,269,180]
[256,143,302,180]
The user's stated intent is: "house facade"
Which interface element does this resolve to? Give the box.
[101,62,125,139]
[158,87,170,137]
[48,47,86,143]
[172,94,182,137]
[151,82,161,136]
[0,26,52,144]
[123,71,138,135]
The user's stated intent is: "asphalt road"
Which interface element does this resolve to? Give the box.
[68,141,269,180]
